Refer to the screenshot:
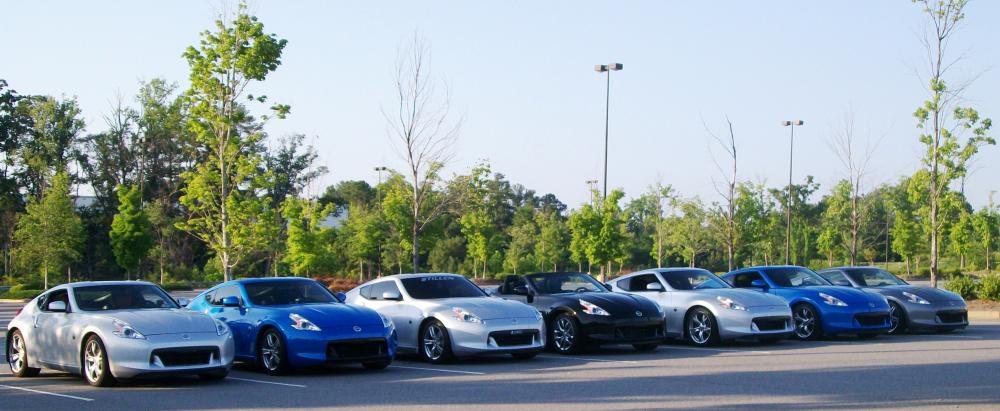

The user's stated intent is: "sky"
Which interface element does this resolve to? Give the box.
[3,1,999,209]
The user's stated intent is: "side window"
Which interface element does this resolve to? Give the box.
[369,281,400,300]
[628,274,661,292]
[210,286,242,306]
[39,289,69,312]
[501,275,527,294]
[823,271,852,286]
[730,272,764,288]
[615,277,631,291]
[360,285,372,300]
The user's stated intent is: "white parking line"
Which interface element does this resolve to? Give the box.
[663,346,773,354]
[228,377,307,388]
[389,365,486,375]
[0,384,95,402]
[537,355,639,364]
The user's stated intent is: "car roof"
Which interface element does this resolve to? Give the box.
[523,272,588,277]
[822,266,880,271]
[62,280,157,288]
[377,273,464,280]
[229,277,317,284]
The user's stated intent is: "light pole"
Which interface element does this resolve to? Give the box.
[781,120,804,265]
[374,166,388,277]
[595,63,622,200]
[585,179,599,204]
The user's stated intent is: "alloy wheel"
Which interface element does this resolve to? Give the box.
[261,333,282,371]
[552,317,576,351]
[688,312,713,345]
[793,306,816,339]
[84,339,104,384]
[423,323,446,360]
[8,333,25,373]
[888,303,903,334]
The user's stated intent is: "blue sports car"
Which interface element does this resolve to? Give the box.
[721,266,891,340]
[188,277,396,374]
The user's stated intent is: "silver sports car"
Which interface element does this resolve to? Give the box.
[5,281,235,386]
[818,267,968,334]
[611,268,794,346]
[345,273,544,363]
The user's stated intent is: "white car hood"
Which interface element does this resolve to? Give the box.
[101,309,217,335]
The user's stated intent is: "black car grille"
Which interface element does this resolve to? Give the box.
[936,310,967,324]
[151,347,217,367]
[753,316,790,332]
[855,313,889,327]
[614,325,663,340]
[326,339,388,361]
[489,330,538,347]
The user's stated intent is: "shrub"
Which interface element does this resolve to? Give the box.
[160,281,194,291]
[0,289,43,300]
[318,277,361,293]
[944,275,978,300]
[917,267,931,278]
[979,274,1000,301]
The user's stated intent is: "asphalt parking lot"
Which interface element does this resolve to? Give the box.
[2,299,999,410]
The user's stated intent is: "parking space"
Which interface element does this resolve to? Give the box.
[2,320,1000,409]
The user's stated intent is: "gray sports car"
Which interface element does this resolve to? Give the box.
[611,268,794,346]
[818,267,968,334]
[5,281,234,386]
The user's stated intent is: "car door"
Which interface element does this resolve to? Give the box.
[360,281,420,349]
[209,285,253,356]
[497,275,532,305]
[32,289,75,367]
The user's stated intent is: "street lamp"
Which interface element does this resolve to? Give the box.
[781,120,804,265]
[595,63,623,200]
[585,179,599,205]
[374,166,388,277]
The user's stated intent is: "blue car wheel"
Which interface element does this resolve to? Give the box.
[258,329,289,375]
[792,304,822,340]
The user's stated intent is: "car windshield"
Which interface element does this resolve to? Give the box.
[661,270,730,290]
[526,273,606,294]
[244,281,338,306]
[846,269,907,287]
[765,268,831,287]
[401,276,486,299]
[74,284,179,311]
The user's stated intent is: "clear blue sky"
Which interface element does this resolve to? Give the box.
[4,1,998,209]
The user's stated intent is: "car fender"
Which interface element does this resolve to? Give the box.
[786,297,823,318]
[78,323,113,369]
[249,319,287,357]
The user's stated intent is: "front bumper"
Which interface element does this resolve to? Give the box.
[283,324,397,368]
[717,305,794,339]
[578,315,666,345]
[818,304,891,335]
[448,317,545,357]
[108,331,235,379]
[903,300,968,331]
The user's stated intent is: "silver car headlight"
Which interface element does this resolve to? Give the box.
[819,293,848,307]
[289,313,322,331]
[378,312,395,330]
[717,296,747,311]
[579,299,610,316]
[112,319,146,340]
[902,292,930,305]
[452,307,483,324]
[215,319,230,336]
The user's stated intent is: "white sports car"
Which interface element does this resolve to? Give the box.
[5,281,234,386]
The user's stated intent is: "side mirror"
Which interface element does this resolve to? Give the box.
[382,291,402,301]
[47,300,67,313]
[750,279,769,290]
[222,296,241,307]
[646,282,664,292]
[604,283,614,291]
[335,292,347,303]
[177,297,190,307]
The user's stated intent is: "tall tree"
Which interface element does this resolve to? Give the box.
[668,197,713,268]
[828,112,877,265]
[912,0,995,287]
[706,116,739,270]
[0,80,32,279]
[18,96,86,198]
[973,194,998,272]
[13,172,83,288]
[109,185,153,280]
[177,3,289,281]
[534,209,568,272]
[949,209,975,270]
[282,198,335,277]
[504,207,537,275]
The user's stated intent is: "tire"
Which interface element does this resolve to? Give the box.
[199,369,229,381]
[791,303,822,341]
[361,360,391,370]
[887,301,907,335]
[685,308,721,346]
[82,335,116,387]
[510,352,538,360]
[257,329,290,375]
[419,320,453,364]
[632,343,659,352]
[549,313,583,354]
[7,330,41,378]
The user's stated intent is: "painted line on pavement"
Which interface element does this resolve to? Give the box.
[390,365,486,375]
[537,355,639,364]
[228,377,307,388]
[0,384,95,402]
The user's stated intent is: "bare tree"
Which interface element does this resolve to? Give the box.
[828,111,879,265]
[706,116,738,271]
[384,34,461,271]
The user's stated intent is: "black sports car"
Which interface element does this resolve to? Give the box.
[496,272,666,353]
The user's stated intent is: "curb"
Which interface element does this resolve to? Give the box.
[0,299,28,303]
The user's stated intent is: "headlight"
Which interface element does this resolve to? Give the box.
[289,313,322,331]
[452,307,483,323]
[215,319,230,336]
[717,296,747,311]
[579,299,610,316]
[378,312,395,329]
[902,292,930,305]
[532,309,543,321]
[819,293,848,307]
[112,319,146,340]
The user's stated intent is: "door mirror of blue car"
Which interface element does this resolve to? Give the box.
[176,297,190,307]
[222,296,241,307]
[646,282,664,292]
[382,290,402,301]
[604,283,613,291]
[334,292,347,303]
[750,279,769,290]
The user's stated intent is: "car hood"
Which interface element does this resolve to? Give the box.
[869,285,963,302]
[575,292,660,317]
[268,303,384,327]
[102,309,217,335]
[694,288,787,307]
[798,286,884,305]
[435,297,538,320]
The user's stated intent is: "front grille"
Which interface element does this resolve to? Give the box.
[855,313,889,327]
[753,316,790,331]
[614,325,663,340]
[326,339,387,361]
[489,329,537,346]
[936,310,967,324]
[151,347,217,367]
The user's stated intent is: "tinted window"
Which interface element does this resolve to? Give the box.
[765,268,830,287]
[245,281,337,306]
[359,285,372,299]
[210,285,242,306]
[615,277,631,291]
[400,276,485,299]
[39,289,69,312]
[845,269,906,287]
[661,270,729,290]
[526,272,606,294]
[501,275,528,294]
[74,284,179,311]
[728,272,764,288]
[820,271,853,286]
[626,274,661,292]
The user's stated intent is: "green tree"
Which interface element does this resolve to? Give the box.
[504,208,537,274]
[973,196,999,272]
[568,193,601,273]
[949,210,975,270]
[891,175,924,276]
[343,203,385,281]
[667,198,713,268]
[282,198,335,277]
[534,209,568,272]
[109,185,153,280]
[13,172,83,288]
[18,96,86,198]
[177,3,288,281]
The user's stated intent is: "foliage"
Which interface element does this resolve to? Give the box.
[12,172,83,288]
[109,185,154,277]
[943,275,977,300]
[979,273,1000,301]
[282,198,336,277]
